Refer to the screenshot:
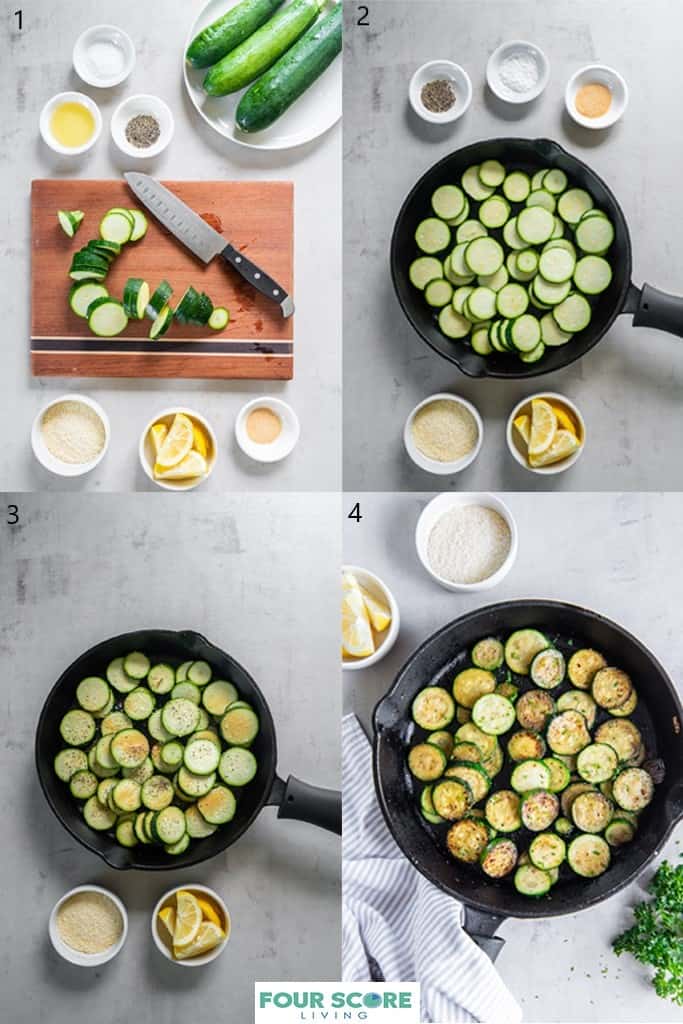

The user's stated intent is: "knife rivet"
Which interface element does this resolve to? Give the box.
[235,256,242,263]
[254,272,261,280]
[273,289,280,296]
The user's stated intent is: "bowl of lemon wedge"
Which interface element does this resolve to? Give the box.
[342,566,400,671]
[152,885,230,966]
[507,393,585,475]
[140,408,217,491]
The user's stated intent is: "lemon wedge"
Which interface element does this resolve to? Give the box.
[342,573,375,659]
[196,896,222,928]
[513,414,531,446]
[154,450,207,481]
[529,428,581,467]
[528,399,557,457]
[158,906,176,942]
[550,403,578,437]
[173,890,203,949]
[360,586,391,632]
[150,423,168,457]
[173,921,225,960]
[156,413,195,469]
[192,423,210,458]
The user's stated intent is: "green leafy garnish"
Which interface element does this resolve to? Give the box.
[613,860,683,1005]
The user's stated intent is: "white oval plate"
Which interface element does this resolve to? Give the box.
[183,0,342,151]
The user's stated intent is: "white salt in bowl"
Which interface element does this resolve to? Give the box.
[404,393,483,475]
[487,40,550,104]
[49,885,128,967]
[342,565,400,672]
[31,393,110,477]
[415,492,518,592]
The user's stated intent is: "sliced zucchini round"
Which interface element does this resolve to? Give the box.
[412,686,455,729]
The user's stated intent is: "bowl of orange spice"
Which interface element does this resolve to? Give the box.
[566,64,628,130]
[235,397,300,464]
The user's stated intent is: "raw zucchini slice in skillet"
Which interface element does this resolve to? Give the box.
[218,747,258,786]
[407,743,446,782]
[76,676,110,714]
[503,170,531,203]
[124,686,156,721]
[116,817,138,848]
[505,629,549,674]
[481,837,518,878]
[106,656,138,694]
[55,748,89,782]
[198,785,237,825]
[141,774,175,811]
[540,313,572,353]
[558,188,594,224]
[60,709,96,747]
[568,833,611,877]
[415,218,450,254]
[123,651,150,679]
[147,663,175,695]
[70,769,98,799]
[462,165,495,201]
[177,766,216,798]
[409,256,443,290]
[479,160,505,187]
[171,681,201,704]
[184,737,221,775]
[165,832,191,855]
[112,778,142,813]
[110,728,150,768]
[575,214,614,254]
[220,704,260,746]
[574,255,612,295]
[155,806,186,845]
[162,698,201,737]
[431,184,466,221]
[202,680,239,716]
[83,795,117,831]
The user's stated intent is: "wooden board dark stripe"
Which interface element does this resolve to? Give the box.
[31,179,294,380]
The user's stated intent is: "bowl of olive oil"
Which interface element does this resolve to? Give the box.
[40,91,102,156]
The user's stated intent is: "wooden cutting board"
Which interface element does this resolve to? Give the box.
[31,179,294,379]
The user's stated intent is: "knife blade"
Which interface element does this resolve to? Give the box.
[124,172,294,318]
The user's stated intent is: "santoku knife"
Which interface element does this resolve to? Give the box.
[124,172,294,318]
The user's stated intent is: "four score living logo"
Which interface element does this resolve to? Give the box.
[255,983,421,1022]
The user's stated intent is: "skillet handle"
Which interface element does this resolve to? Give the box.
[462,906,506,962]
[632,283,683,338]
[275,775,342,835]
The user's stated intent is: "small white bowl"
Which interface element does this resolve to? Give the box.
[139,407,217,491]
[152,885,231,967]
[111,94,174,159]
[415,492,518,592]
[409,61,472,124]
[565,65,628,130]
[32,393,110,477]
[487,40,550,104]
[404,393,483,475]
[49,885,128,967]
[73,25,136,89]
[342,565,400,672]
[39,91,102,156]
[235,397,300,464]
[506,392,586,475]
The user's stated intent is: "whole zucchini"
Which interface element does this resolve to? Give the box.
[186,0,285,69]
[236,2,342,133]
[203,0,323,96]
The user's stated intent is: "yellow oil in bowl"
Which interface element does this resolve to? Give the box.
[50,101,96,149]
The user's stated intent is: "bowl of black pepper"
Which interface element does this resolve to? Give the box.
[111,94,175,159]
[409,60,472,125]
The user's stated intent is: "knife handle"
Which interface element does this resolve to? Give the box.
[220,243,294,318]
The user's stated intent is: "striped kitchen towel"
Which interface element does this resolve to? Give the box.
[342,715,522,1024]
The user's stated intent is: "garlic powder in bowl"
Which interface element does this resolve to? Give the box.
[415,492,518,592]
[32,394,110,477]
[405,393,482,474]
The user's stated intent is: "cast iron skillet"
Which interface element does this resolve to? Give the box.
[373,601,683,960]
[390,138,683,378]
[36,629,341,870]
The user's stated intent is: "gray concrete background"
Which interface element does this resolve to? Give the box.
[343,0,683,492]
[0,0,340,493]
[0,493,340,1023]
[343,491,683,1022]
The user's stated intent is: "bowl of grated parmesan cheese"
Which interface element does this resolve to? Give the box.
[404,393,482,475]
[415,492,518,592]
[32,394,109,477]
[49,885,127,966]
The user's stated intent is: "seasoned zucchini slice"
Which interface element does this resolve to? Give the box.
[70,769,98,800]
[100,711,132,736]
[530,648,566,689]
[161,698,201,738]
[555,816,574,837]
[154,806,186,844]
[594,719,642,762]
[591,667,634,709]
[452,740,482,762]
[481,837,518,878]
[123,651,150,680]
[54,748,88,782]
[529,832,566,870]
[76,676,111,714]
[420,784,444,824]
[485,789,521,832]
[560,781,596,818]
[567,648,606,689]
[508,730,546,761]
[605,817,637,846]
[432,779,472,820]
[510,759,551,793]
[454,722,498,761]
[60,709,96,747]
[198,785,236,825]
[184,737,221,776]
[610,689,638,717]
[408,741,445,781]
[177,766,216,798]
[141,774,175,811]
[495,681,519,702]
[112,778,142,813]
[220,705,259,747]
[543,756,571,793]
[412,686,456,729]
[116,817,138,848]
[202,680,239,716]
[612,767,655,811]
[504,629,549,674]
[106,656,138,694]
[471,637,504,670]
[556,689,597,729]
[546,709,591,755]
[453,668,496,709]
[447,817,490,863]
[218,747,257,787]
[568,834,611,877]
[471,693,515,735]
[110,728,150,768]
[516,690,555,732]
[576,742,619,784]
[571,791,612,833]
[124,686,156,721]
[444,762,491,803]
[147,663,175,694]
[122,756,154,785]
[514,862,553,896]
[83,795,117,831]
[171,681,202,705]
[521,790,560,831]
[427,730,454,757]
